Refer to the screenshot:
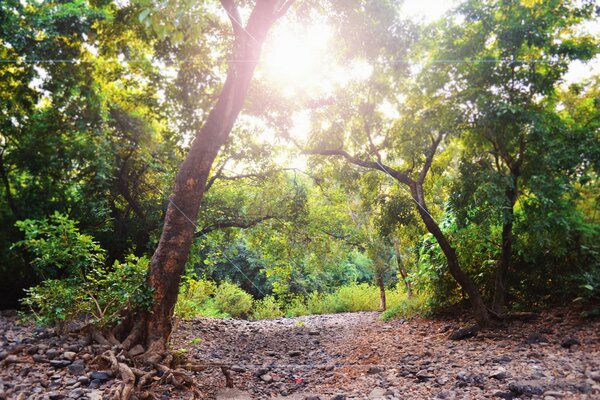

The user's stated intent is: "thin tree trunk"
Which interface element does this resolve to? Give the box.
[393,238,412,297]
[492,178,518,314]
[138,0,291,355]
[410,182,490,327]
[377,275,386,312]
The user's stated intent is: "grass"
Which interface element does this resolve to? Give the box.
[175,279,426,321]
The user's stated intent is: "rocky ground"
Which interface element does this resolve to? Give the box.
[1,309,599,400]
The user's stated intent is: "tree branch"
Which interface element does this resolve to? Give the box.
[274,0,295,19]
[221,0,244,42]
[195,215,276,236]
[307,148,413,186]
[418,131,444,184]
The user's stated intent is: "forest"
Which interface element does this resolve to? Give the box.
[0,0,599,399]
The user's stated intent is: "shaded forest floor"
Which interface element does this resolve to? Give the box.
[1,308,599,399]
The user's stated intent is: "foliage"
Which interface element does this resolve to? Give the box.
[174,278,217,319]
[22,255,153,329]
[251,296,283,320]
[2,0,599,321]
[213,281,254,319]
[13,212,106,279]
[380,294,429,321]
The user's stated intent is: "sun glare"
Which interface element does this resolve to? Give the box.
[260,21,334,96]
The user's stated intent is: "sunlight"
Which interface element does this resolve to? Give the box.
[260,20,334,97]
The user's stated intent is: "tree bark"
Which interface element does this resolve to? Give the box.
[138,0,292,355]
[409,182,490,327]
[393,238,412,297]
[492,177,518,314]
[377,275,386,312]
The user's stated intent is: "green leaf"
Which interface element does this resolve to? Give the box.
[138,9,150,22]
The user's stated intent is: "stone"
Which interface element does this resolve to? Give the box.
[509,380,545,396]
[63,351,77,361]
[368,388,387,399]
[48,391,65,400]
[68,388,84,398]
[288,350,302,357]
[493,391,514,400]
[254,368,269,377]
[367,366,382,374]
[88,390,103,400]
[231,365,246,373]
[46,349,60,359]
[330,395,346,400]
[90,371,111,381]
[490,367,507,380]
[27,345,39,355]
[215,389,253,400]
[68,360,85,375]
[524,333,549,345]
[561,338,580,349]
[50,359,71,368]
[32,354,47,363]
[449,325,479,340]
[0,351,8,361]
[260,373,273,383]
[77,376,89,385]
[588,370,600,382]
[128,344,145,357]
[416,369,432,381]
[88,379,101,389]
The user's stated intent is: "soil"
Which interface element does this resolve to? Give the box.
[1,309,599,400]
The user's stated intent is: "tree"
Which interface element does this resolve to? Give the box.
[444,0,599,313]
[135,0,294,358]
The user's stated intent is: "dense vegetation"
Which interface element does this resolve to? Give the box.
[1,0,598,332]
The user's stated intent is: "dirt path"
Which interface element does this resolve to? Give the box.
[175,310,600,399]
[1,309,599,399]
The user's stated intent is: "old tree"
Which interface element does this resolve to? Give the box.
[127,0,295,358]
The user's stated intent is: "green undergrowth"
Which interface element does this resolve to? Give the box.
[174,279,427,321]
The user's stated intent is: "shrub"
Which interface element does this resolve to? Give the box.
[214,281,254,319]
[380,294,429,321]
[251,296,283,320]
[21,255,153,329]
[174,278,217,319]
[327,283,379,312]
[13,212,106,279]
[284,296,309,317]
[21,279,79,329]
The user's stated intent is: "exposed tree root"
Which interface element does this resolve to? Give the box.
[89,345,234,400]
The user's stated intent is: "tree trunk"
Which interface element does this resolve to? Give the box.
[377,275,386,312]
[410,182,490,327]
[393,238,412,297]
[136,0,289,356]
[492,178,518,314]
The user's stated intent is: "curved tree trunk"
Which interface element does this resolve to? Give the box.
[410,182,490,327]
[133,0,292,356]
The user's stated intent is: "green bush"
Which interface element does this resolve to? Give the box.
[251,296,283,320]
[21,279,79,328]
[327,283,380,312]
[380,294,429,321]
[174,278,217,319]
[284,296,309,317]
[214,281,254,319]
[22,255,153,329]
[13,212,106,279]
